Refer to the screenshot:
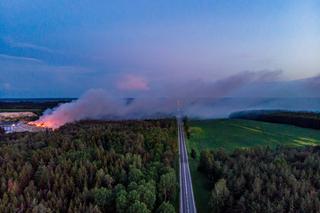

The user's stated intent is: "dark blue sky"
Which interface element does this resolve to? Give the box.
[0,0,319,98]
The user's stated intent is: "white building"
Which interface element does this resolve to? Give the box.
[0,122,16,133]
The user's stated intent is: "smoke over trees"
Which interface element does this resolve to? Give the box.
[33,71,287,129]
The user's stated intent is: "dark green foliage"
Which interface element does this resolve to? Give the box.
[209,179,229,213]
[0,127,5,140]
[191,148,197,159]
[93,187,113,208]
[183,116,191,139]
[158,168,177,203]
[230,110,320,130]
[156,201,176,213]
[199,146,320,212]
[128,200,150,213]
[0,119,178,212]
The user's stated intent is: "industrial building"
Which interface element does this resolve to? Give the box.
[0,122,44,133]
[0,122,17,133]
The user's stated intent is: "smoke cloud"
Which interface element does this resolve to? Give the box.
[33,89,182,129]
[116,74,150,91]
[164,70,283,98]
[33,70,320,129]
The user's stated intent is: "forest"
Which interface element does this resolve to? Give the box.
[0,119,178,212]
[199,146,320,213]
[230,110,320,129]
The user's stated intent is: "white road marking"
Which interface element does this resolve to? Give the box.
[178,117,197,213]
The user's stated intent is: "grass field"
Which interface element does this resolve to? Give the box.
[187,119,320,213]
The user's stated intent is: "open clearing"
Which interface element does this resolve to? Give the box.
[187,119,320,213]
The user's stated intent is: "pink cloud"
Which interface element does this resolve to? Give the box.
[117,75,150,91]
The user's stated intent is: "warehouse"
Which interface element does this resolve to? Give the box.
[0,122,17,133]
[0,121,44,133]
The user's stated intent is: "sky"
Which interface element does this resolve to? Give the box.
[0,0,319,98]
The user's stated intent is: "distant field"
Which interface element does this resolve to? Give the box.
[0,109,43,113]
[187,119,320,213]
[0,99,72,115]
[188,119,320,153]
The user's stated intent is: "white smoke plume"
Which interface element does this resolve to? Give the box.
[33,90,179,129]
[33,70,320,129]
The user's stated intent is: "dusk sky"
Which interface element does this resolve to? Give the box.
[0,0,319,98]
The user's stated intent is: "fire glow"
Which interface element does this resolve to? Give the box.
[28,120,57,129]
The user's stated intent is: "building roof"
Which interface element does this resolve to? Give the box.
[0,121,18,126]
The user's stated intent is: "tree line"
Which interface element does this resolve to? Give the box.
[0,119,178,212]
[199,146,320,212]
[230,110,320,129]
[0,100,72,115]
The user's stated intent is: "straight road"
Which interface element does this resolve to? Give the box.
[178,117,197,213]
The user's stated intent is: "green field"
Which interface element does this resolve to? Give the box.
[187,119,320,213]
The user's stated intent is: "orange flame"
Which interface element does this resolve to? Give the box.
[28,121,54,129]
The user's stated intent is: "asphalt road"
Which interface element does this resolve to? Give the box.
[178,118,197,213]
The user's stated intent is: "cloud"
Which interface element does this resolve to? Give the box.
[158,70,283,98]
[2,83,12,91]
[0,82,12,97]
[116,74,150,91]
[301,74,320,91]
[0,54,43,63]
[3,37,56,54]
[250,69,283,82]
[0,55,100,97]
